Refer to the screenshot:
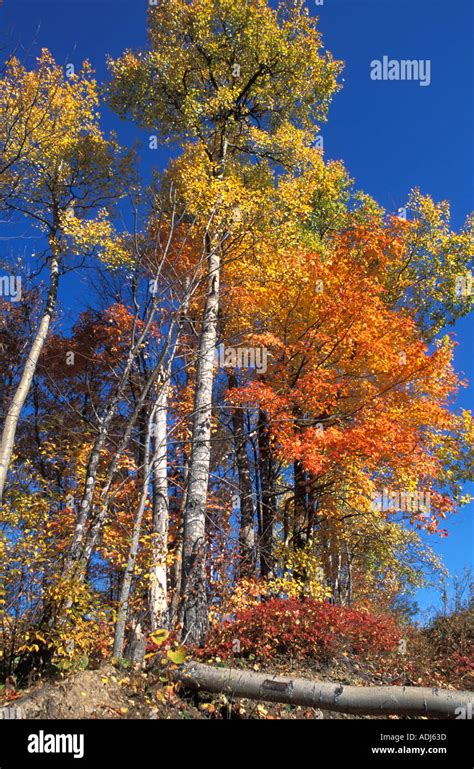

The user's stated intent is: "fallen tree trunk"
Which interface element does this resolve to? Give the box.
[174,662,473,719]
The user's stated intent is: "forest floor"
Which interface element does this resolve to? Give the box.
[0,654,420,720]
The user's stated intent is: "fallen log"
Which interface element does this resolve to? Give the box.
[174,662,473,719]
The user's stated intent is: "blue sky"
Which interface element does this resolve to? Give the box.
[1,0,472,616]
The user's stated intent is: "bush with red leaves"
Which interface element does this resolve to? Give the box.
[200,598,400,661]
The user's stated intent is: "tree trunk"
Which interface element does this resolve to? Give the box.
[228,371,255,579]
[112,411,153,658]
[174,662,473,719]
[293,458,308,546]
[170,454,188,629]
[181,233,220,645]
[0,251,59,504]
[180,134,229,645]
[125,619,147,668]
[257,410,276,578]
[149,384,169,631]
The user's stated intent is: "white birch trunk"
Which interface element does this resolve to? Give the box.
[0,253,59,504]
[181,234,220,645]
[175,662,473,719]
[149,383,169,631]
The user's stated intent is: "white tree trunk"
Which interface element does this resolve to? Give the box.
[149,383,169,631]
[174,662,473,719]
[0,255,59,504]
[181,235,220,645]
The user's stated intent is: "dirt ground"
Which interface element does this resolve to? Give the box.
[1,656,394,720]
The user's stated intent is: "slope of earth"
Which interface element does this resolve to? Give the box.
[0,655,438,721]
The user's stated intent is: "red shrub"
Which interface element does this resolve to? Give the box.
[200,598,400,661]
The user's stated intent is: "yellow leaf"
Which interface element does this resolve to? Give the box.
[166,646,187,665]
[150,629,169,646]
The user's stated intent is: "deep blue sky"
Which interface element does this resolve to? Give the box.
[1,0,472,616]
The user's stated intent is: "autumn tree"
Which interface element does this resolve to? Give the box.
[223,209,472,602]
[108,0,342,644]
[0,50,131,504]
